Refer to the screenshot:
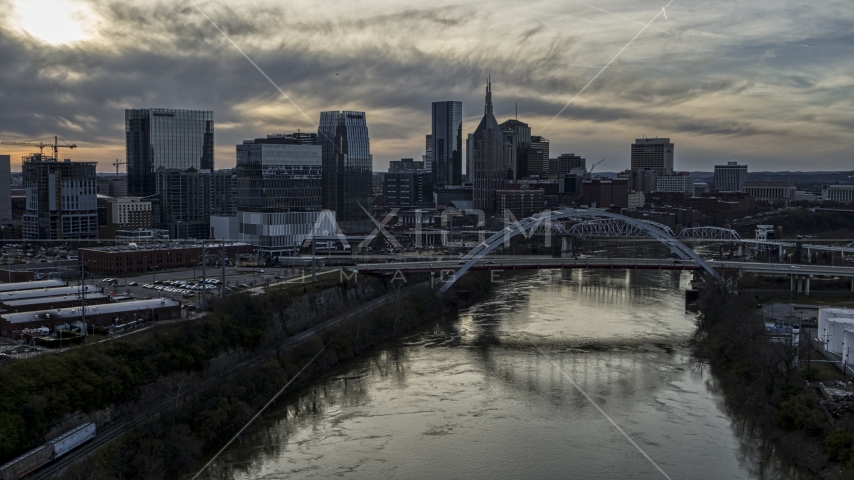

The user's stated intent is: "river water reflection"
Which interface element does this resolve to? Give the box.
[207,270,817,479]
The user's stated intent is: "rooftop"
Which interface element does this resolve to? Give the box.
[0,285,102,302]
[0,279,66,293]
[2,293,110,309]
[2,298,181,324]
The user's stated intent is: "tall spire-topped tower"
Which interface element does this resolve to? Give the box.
[484,76,493,116]
[472,78,514,214]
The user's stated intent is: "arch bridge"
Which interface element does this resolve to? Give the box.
[438,209,722,295]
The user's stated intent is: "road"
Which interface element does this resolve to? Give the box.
[355,256,854,279]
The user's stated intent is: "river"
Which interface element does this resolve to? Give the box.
[204,269,817,479]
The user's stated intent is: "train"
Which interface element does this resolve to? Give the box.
[0,423,96,480]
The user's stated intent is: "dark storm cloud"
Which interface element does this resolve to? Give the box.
[0,0,852,170]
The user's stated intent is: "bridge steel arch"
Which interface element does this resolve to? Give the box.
[438,209,722,295]
[676,227,741,242]
[567,218,676,238]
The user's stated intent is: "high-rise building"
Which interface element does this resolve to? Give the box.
[154,168,210,239]
[714,161,748,192]
[472,80,514,214]
[465,133,474,182]
[432,101,463,186]
[499,119,530,180]
[22,155,98,239]
[389,158,425,172]
[423,134,433,174]
[528,137,550,176]
[630,138,673,192]
[0,155,11,221]
[556,153,585,175]
[125,108,214,197]
[210,169,237,216]
[318,111,373,221]
[236,134,322,212]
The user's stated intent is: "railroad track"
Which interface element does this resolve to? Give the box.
[27,282,424,479]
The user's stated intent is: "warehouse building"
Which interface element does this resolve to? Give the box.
[0,279,66,292]
[0,285,102,304]
[0,293,112,313]
[0,298,181,336]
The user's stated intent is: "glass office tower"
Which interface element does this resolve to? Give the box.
[431,101,463,186]
[318,111,372,221]
[126,108,214,197]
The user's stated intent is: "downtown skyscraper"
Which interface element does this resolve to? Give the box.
[125,108,214,197]
[431,101,462,186]
[317,111,373,221]
[471,80,514,214]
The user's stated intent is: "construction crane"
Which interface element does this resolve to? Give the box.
[112,159,126,175]
[589,158,606,173]
[0,136,77,159]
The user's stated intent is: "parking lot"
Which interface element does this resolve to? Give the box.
[98,265,322,303]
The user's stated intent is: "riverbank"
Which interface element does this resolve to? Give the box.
[52,271,494,479]
[693,285,854,479]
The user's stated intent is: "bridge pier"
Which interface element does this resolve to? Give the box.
[805,276,811,296]
[851,277,853,293]
[790,275,795,292]
[797,276,803,293]
[562,267,572,280]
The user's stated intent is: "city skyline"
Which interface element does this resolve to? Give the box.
[0,0,852,173]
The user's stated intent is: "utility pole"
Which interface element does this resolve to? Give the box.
[312,239,317,283]
[80,251,87,338]
[201,243,207,309]
[221,240,226,296]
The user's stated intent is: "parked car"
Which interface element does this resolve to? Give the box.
[129,282,138,286]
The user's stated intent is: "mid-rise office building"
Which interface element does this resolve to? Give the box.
[99,197,152,239]
[97,176,128,198]
[236,134,322,212]
[237,210,338,256]
[432,101,463,186]
[714,161,748,192]
[318,111,373,221]
[22,155,98,240]
[383,159,433,208]
[527,137,551,177]
[154,168,210,239]
[631,137,674,174]
[582,178,629,209]
[655,174,695,195]
[495,188,544,219]
[125,108,214,197]
[210,169,237,216]
[499,119,530,180]
[555,153,585,176]
[630,137,673,192]
[471,80,515,214]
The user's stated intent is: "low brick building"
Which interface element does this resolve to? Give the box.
[80,243,254,276]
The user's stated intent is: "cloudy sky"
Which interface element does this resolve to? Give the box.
[0,0,852,173]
